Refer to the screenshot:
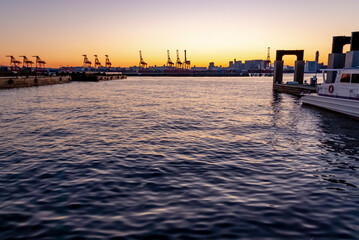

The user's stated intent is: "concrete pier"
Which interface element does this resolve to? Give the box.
[71,72,126,82]
[344,51,359,68]
[272,84,316,96]
[345,32,359,68]
[273,50,304,85]
[327,36,351,82]
[273,60,283,85]
[272,50,312,96]
[294,60,304,84]
[0,76,70,90]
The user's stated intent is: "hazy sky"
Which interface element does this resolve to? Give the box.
[0,0,358,67]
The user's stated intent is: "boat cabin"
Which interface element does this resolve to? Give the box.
[319,69,359,99]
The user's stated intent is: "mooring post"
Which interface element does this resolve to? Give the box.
[345,32,359,68]
[294,60,304,84]
[327,35,351,82]
[273,60,283,85]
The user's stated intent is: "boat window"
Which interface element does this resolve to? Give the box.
[352,74,359,84]
[340,74,351,83]
[325,71,336,83]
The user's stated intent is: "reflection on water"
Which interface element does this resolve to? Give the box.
[0,76,358,239]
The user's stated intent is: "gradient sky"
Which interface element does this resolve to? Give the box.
[0,0,358,67]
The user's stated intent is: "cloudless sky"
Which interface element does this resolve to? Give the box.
[0,0,358,67]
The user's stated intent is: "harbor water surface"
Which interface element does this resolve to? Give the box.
[0,76,358,239]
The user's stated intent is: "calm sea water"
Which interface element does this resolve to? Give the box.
[0,75,358,239]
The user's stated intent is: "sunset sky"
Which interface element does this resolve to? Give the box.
[0,0,358,68]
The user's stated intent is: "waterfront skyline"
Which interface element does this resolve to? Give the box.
[1,0,358,68]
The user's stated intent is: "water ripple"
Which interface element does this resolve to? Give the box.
[0,76,358,239]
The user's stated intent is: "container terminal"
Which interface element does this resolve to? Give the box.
[68,55,126,82]
[0,55,126,89]
[124,49,273,77]
[0,55,70,89]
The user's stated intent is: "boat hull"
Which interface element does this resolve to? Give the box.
[302,94,359,119]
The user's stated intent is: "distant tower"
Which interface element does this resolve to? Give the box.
[82,55,92,68]
[315,51,319,72]
[166,50,174,69]
[94,55,101,68]
[139,51,147,68]
[315,51,319,63]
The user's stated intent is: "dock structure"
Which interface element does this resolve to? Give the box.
[71,72,126,82]
[273,50,305,85]
[272,84,316,96]
[273,50,316,96]
[0,76,70,90]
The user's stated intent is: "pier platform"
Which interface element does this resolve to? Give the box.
[273,83,316,96]
[0,76,70,90]
[71,72,126,82]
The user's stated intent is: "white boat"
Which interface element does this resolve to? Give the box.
[301,68,359,119]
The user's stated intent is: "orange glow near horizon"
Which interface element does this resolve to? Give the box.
[0,0,358,68]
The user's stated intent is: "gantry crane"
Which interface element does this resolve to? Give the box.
[32,56,46,69]
[82,55,92,68]
[19,56,34,68]
[139,51,147,69]
[166,50,174,68]
[6,56,21,69]
[266,47,271,70]
[184,50,191,70]
[176,50,183,69]
[94,55,101,68]
[105,55,112,68]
